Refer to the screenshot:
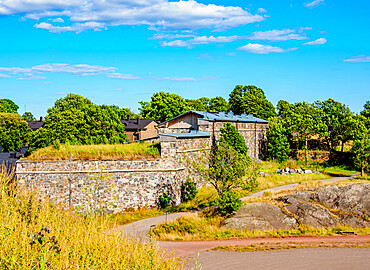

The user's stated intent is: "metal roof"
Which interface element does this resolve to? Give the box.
[159,130,211,138]
[157,110,268,127]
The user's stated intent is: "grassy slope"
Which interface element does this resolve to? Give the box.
[24,142,160,161]
[0,169,180,269]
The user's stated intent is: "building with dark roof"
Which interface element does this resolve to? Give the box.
[121,116,158,142]
[27,117,44,131]
[157,110,269,160]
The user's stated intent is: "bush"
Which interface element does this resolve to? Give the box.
[181,179,198,202]
[158,193,172,209]
[216,191,242,216]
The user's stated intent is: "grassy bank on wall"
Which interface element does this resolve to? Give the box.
[0,169,179,269]
[24,142,160,161]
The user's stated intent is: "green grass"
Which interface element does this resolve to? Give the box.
[150,211,370,241]
[24,142,161,161]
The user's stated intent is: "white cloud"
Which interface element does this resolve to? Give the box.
[226,52,236,56]
[35,22,106,33]
[304,0,324,8]
[238,43,298,54]
[196,53,213,60]
[0,63,140,80]
[343,55,370,63]
[107,73,140,79]
[162,35,241,47]
[150,75,218,81]
[303,37,327,45]
[249,29,308,42]
[0,74,11,78]
[257,8,267,13]
[149,33,196,40]
[0,1,264,33]
[50,17,64,23]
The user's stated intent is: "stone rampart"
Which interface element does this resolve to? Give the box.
[16,159,185,212]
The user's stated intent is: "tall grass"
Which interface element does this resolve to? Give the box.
[24,142,160,161]
[0,167,180,269]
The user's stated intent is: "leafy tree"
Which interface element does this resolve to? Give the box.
[209,96,230,112]
[0,113,31,152]
[216,191,242,215]
[351,115,370,176]
[185,97,210,111]
[219,122,249,157]
[22,112,36,121]
[314,98,354,152]
[139,92,189,123]
[229,85,276,120]
[267,117,290,163]
[29,94,127,151]
[360,101,370,118]
[276,100,294,118]
[0,99,19,113]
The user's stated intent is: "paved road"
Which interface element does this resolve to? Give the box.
[185,248,370,270]
[241,173,360,200]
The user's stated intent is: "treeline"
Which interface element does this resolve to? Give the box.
[1,86,369,174]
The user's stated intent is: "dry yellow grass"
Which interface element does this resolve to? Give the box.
[0,167,180,269]
[24,142,160,161]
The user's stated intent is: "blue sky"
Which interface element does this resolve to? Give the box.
[0,0,369,117]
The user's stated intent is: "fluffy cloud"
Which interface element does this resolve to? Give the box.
[0,74,11,78]
[304,0,324,8]
[249,29,307,42]
[257,8,267,13]
[303,37,327,45]
[238,43,297,54]
[0,0,264,32]
[343,55,370,63]
[0,63,139,80]
[162,35,241,47]
[35,22,106,33]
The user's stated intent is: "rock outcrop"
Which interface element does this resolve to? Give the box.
[222,183,370,231]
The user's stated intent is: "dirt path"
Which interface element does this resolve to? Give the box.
[158,235,370,257]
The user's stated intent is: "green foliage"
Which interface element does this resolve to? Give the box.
[139,92,189,122]
[216,191,242,215]
[0,99,19,113]
[351,115,370,176]
[181,179,198,202]
[29,94,128,152]
[0,113,31,152]
[360,101,370,119]
[22,111,36,121]
[229,85,276,120]
[314,98,354,152]
[267,117,290,162]
[158,194,172,209]
[186,96,230,113]
[219,122,249,157]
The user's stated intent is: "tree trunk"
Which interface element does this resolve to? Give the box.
[361,162,364,177]
[341,141,344,152]
[305,136,308,166]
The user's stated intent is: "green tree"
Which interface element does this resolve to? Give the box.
[22,112,36,121]
[0,113,31,152]
[267,117,290,163]
[139,92,189,123]
[351,115,370,176]
[0,99,19,113]
[314,98,354,152]
[360,101,370,118]
[229,85,276,120]
[209,96,230,112]
[29,94,127,151]
[219,122,249,157]
[185,97,210,111]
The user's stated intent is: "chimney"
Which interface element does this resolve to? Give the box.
[40,116,43,122]
[127,115,130,121]
[136,117,140,125]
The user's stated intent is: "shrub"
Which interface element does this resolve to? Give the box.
[216,191,242,216]
[181,179,198,202]
[158,193,172,209]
